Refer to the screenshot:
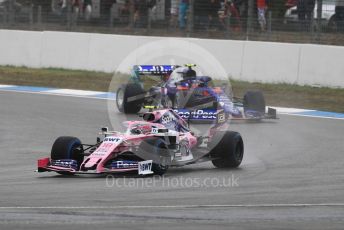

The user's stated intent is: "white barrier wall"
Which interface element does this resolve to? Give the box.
[0,30,42,68]
[240,41,301,84]
[1,29,343,88]
[298,44,344,87]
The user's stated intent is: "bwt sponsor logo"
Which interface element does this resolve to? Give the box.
[175,109,217,119]
[139,161,152,171]
[104,137,121,143]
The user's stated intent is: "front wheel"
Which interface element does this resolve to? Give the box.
[116,84,145,114]
[209,131,244,168]
[243,90,266,114]
[51,136,84,173]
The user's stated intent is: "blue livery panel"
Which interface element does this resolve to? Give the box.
[110,160,138,169]
[174,109,218,120]
[51,159,78,170]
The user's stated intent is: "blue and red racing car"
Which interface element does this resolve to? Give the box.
[116,65,277,122]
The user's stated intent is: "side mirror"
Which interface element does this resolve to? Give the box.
[101,127,108,133]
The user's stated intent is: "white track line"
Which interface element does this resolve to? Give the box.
[0,88,113,100]
[0,204,344,209]
[270,107,311,113]
[47,89,105,96]
[0,84,15,88]
[278,113,344,120]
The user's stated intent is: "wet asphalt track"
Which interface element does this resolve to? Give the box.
[0,90,344,230]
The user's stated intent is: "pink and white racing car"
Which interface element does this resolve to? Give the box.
[37,109,244,176]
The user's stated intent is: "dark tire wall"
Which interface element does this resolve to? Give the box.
[209,131,244,168]
[51,136,84,167]
[116,83,145,114]
[243,91,266,114]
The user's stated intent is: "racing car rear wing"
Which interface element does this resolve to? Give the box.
[134,65,178,75]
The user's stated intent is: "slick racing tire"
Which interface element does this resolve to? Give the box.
[116,84,145,114]
[209,131,244,168]
[139,138,169,175]
[243,90,266,114]
[51,136,84,173]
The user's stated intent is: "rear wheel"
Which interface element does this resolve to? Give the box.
[51,136,84,173]
[116,84,145,114]
[209,131,244,168]
[243,91,266,114]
